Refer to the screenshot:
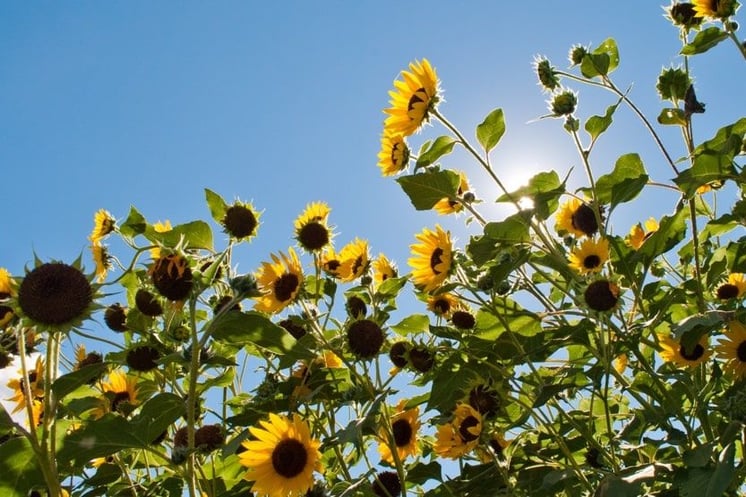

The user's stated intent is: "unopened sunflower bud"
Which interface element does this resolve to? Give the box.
[568,45,588,66]
[535,57,560,91]
[669,3,703,28]
[230,274,260,297]
[550,90,577,116]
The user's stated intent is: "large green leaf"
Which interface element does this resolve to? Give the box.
[390,314,429,336]
[594,153,648,211]
[204,188,228,224]
[681,26,728,55]
[585,97,622,143]
[476,108,506,152]
[145,220,214,251]
[467,213,531,266]
[0,437,43,496]
[416,136,457,168]
[396,169,460,210]
[496,170,565,220]
[118,206,147,238]
[632,205,688,268]
[52,362,108,399]
[580,38,619,78]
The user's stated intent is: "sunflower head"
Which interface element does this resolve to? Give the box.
[451,310,476,330]
[427,293,460,318]
[478,432,510,463]
[98,370,140,417]
[408,225,453,293]
[254,248,304,314]
[692,0,738,18]
[194,424,225,453]
[668,3,704,27]
[568,237,610,275]
[549,89,578,116]
[372,254,398,287]
[583,279,621,312]
[222,201,260,241]
[125,344,161,372]
[294,202,333,252]
[433,403,483,459]
[658,333,712,368]
[372,471,401,497]
[384,58,439,137]
[89,209,116,244]
[466,382,502,418]
[556,198,604,238]
[347,319,385,359]
[74,345,104,384]
[6,356,45,414]
[17,260,96,332]
[150,254,194,301]
[337,239,370,282]
[345,295,367,318]
[378,399,421,464]
[0,267,15,328]
[717,320,746,379]
[239,413,322,497]
[377,133,410,176]
[716,273,746,300]
[626,218,659,249]
[534,57,560,92]
[389,341,411,368]
[104,303,128,332]
[135,289,164,317]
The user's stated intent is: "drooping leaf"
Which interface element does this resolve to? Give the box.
[594,153,648,210]
[580,38,619,78]
[416,136,457,168]
[0,437,43,496]
[496,170,565,220]
[204,188,229,224]
[585,97,622,142]
[657,108,687,126]
[476,108,506,152]
[390,314,430,336]
[145,220,214,251]
[680,26,728,55]
[118,206,147,238]
[52,362,108,399]
[396,169,460,210]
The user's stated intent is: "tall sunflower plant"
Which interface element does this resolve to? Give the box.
[1,2,746,497]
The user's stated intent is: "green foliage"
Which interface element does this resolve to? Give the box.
[594,153,648,211]
[396,168,460,210]
[476,108,506,152]
[681,26,729,55]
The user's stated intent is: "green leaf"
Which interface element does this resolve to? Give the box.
[476,108,506,152]
[674,125,743,197]
[427,353,475,411]
[681,26,729,55]
[118,206,147,238]
[632,205,688,268]
[706,442,735,496]
[594,475,641,497]
[211,311,314,366]
[657,108,687,126]
[416,136,457,168]
[467,213,532,266]
[594,153,648,210]
[585,98,621,142]
[580,38,619,78]
[52,362,108,399]
[375,276,408,299]
[129,393,186,443]
[496,170,565,220]
[0,437,43,496]
[390,314,430,336]
[396,169,460,210]
[407,460,443,485]
[146,220,214,251]
[204,188,228,224]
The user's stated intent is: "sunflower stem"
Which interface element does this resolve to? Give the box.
[186,296,201,497]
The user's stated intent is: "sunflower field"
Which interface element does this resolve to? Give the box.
[1,2,746,497]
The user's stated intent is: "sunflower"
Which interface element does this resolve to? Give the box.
[717,321,746,379]
[150,253,193,301]
[90,243,112,282]
[555,197,601,238]
[477,432,510,463]
[17,261,95,331]
[150,220,172,260]
[583,279,621,312]
[613,353,628,374]
[377,133,410,176]
[337,239,370,282]
[434,172,470,215]
[658,334,711,368]
[626,218,659,250]
[6,356,44,414]
[434,403,483,459]
[0,267,15,328]
[383,58,439,137]
[96,370,139,417]
[408,225,452,293]
[320,248,343,279]
[715,273,746,300]
[239,413,322,497]
[88,209,116,244]
[378,399,421,465]
[294,202,333,252]
[372,254,398,287]
[222,201,260,241]
[568,237,610,274]
[692,0,738,18]
[254,248,303,314]
[427,293,461,318]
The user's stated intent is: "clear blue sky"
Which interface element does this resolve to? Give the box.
[1,1,743,290]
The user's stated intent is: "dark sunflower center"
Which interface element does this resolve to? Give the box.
[271,438,308,479]
[389,341,409,368]
[717,284,739,300]
[351,256,365,278]
[19,371,37,393]
[451,310,476,330]
[679,343,705,361]
[325,260,341,273]
[347,319,385,359]
[430,248,444,275]
[372,471,402,497]
[433,298,451,314]
[391,141,408,166]
[392,419,413,447]
[407,88,428,113]
[489,438,505,457]
[223,205,258,239]
[583,255,602,269]
[18,262,92,326]
[459,416,480,442]
[111,391,132,413]
[298,222,329,251]
[274,273,300,302]
[584,280,619,312]
[571,203,599,236]
[469,385,500,416]
[736,341,746,362]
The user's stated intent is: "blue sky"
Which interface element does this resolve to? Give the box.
[1,2,743,300]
